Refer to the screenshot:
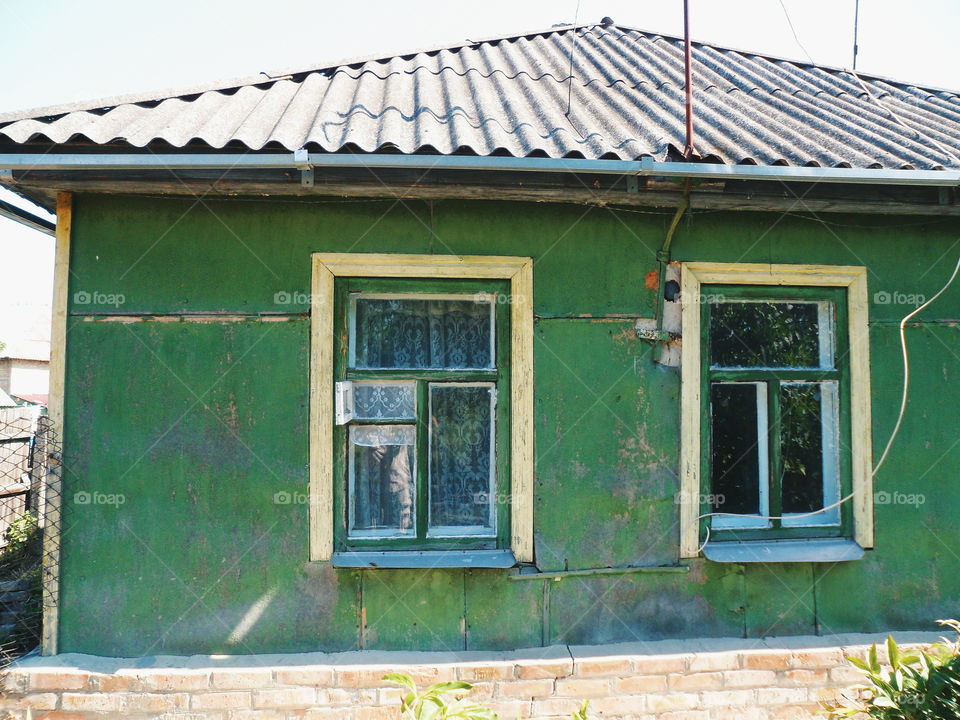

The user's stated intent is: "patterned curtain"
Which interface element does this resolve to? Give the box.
[353,298,492,369]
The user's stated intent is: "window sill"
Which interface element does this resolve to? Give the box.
[331,549,517,569]
[703,538,864,563]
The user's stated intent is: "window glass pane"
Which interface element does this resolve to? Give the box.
[348,425,416,538]
[710,300,833,369]
[351,296,493,369]
[710,382,768,525]
[429,384,495,535]
[353,381,416,420]
[781,382,840,526]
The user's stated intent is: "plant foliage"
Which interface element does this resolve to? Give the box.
[384,674,594,720]
[384,673,498,720]
[822,620,960,719]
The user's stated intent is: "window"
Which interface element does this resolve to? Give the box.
[679,264,873,560]
[705,288,846,534]
[336,284,507,548]
[309,254,533,566]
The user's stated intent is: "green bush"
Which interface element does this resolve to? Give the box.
[0,512,43,665]
[384,673,592,720]
[384,673,497,720]
[822,620,960,719]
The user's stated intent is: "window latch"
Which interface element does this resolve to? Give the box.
[335,381,354,425]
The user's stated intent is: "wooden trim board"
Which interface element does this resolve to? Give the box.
[309,253,535,563]
[678,262,873,557]
[42,192,71,655]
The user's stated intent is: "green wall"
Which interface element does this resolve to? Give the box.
[60,194,960,655]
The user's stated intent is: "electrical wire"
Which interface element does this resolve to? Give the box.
[692,251,960,554]
[871,252,960,475]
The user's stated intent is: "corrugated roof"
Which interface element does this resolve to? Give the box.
[2,22,959,170]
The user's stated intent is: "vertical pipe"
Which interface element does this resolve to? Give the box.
[683,0,697,158]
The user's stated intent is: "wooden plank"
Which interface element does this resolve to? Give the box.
[313,253,529,279]
[744,564,816,637]
[42,191,71,656]
[678,263,702,558]
[465,568,542,649]
[8,177,960,216]
[847,270,874,549]
[361,569,465,651]
[510,260,535,563]
[309,260,335,561]
[683,262,867,287]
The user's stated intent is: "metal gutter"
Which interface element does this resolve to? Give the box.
[0,152,958,186]
[0,197,55,235]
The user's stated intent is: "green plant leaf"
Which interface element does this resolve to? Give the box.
[427,681,473,694]
[384,673,418,692]
[887,635,900,671]
[847,656,871,672]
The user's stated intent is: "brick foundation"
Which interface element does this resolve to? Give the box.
[0,632,941,720]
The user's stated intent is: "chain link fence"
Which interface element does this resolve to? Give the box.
[0,408,60,667]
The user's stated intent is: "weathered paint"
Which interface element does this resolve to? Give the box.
[60,194,960,655]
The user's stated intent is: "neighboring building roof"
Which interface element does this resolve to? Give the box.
[0,340,50,362]
[1,22,959,170]
[11,393,48,406]
[0,387,16,408]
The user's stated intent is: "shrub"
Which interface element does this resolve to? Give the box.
[384,673,593,720]
[822,620,960,719]
[384,673,497,720]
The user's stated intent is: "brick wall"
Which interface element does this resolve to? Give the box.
[0,633,940,720]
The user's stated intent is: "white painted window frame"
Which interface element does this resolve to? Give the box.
[679,262,873,558]
[309,253,534,563]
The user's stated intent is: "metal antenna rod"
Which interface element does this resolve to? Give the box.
[683,0,697,158]
[852,0,861,69]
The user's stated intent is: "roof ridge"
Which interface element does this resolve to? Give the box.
[2,20,957,126]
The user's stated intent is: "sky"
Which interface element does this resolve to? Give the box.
[1,0,959,350]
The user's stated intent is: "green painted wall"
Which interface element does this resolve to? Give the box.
[60,194,960,655]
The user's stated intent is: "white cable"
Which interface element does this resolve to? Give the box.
[691,252,960,554]
[695,492,857,554]
[872,252,960,475]
[848,69,960,168]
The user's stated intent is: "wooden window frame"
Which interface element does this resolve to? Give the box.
[334,278,510,551]
[310,254,534,563]
[679,262,873,558]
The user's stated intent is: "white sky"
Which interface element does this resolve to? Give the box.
[1,0,958,348]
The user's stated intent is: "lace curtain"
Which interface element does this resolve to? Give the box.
[352,298,493,369]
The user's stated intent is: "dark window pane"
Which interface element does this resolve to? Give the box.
[710,383,763,515]
[781,383,836,516]
[349,426,416,537]
[710,300,831,369]
[429,384,494,533]
[352,297,493,369]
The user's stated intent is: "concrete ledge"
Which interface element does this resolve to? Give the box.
[0,632,946,720]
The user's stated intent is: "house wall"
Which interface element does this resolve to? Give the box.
[4,358,50,396]
[59,193,960,656]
